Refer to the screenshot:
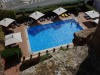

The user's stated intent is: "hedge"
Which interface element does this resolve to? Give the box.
[39,53,52,62]
[0,10,16,20]
[1,48,22,59]
[14,3,84,22]
[15,4,96,23]
[15,15,28,23]
[85,4,96,11]
[15,2,84,15]
[0,3,95,23]
[15,4,95,17]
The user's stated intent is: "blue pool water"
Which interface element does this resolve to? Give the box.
[27,19,83,52]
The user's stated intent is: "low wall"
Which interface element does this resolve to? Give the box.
[73,27,96,46]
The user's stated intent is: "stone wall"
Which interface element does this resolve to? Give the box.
[88,17,100,72]
[20,45,88,75]
[73,27,96,46]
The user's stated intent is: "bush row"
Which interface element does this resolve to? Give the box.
[0,48,22,70]
[0,10,16,20]
[15,3,84,15]
[0,4,95,22]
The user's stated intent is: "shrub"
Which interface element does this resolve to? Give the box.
[0,10,16,20]
[85,4,96,11]
[15,3,84,15]
[15,15,28,23]
[1,48,22,59]
[60,46,64,50]
[1,48,22,69]
[39,53,52,62]
[15,3,92,22]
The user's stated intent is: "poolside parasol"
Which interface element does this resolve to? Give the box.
[85,10,99,19]
[29,11,45,20]
[53,7,67,15]
[0,18,15,27]
[5,32,22,46]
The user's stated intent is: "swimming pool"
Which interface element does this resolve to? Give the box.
[27,19,83,52]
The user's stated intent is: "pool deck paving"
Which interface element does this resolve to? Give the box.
[4,12,96,75]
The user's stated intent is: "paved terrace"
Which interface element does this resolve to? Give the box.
[4,12,97,75]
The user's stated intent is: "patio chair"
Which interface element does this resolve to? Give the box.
[11,24,16,29]
[84,15,91,20]
[61,14,65,17]
[39,18,43,22]
[31,20,34,24]
[28,21,32,25]
[5,43,16,48]
[47,17,51,20]
[16,24,21,27]
[5,30,14,35]
[13,22,21,27]
[64,14,68,17]
[53,16,56,18]
[11,44,19,48]
[51,16,54,20]
[40,18,45,22]
[68,13,71,16]
[24,22,28,25]
[42,18,45,21]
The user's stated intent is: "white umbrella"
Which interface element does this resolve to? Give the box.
[0,18,15,27]
[5,32,22,46]
[93,19,99,24]
[29,11,45,20]
[53,7,67,15]
[85,10,99,18]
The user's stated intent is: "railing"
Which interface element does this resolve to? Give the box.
[21,43,74,62]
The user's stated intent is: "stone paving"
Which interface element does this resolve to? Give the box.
[20,45,88,75]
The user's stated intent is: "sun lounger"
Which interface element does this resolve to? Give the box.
[5,30,14,35]
[42,18,45,21]
[61,14,65,17]
[39,18,42,22]
[11,24,16,29]
[68,13,71,16]
[53,16,56,18]
[47,17,50,20]
[39,18,45,22]
[12,44,19,48]
[27,21,32,24]
[64,14,68,17]
[51,16,54,20]
[16,24,21,27]
[24,22,28,25]
[84,15,91,20]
